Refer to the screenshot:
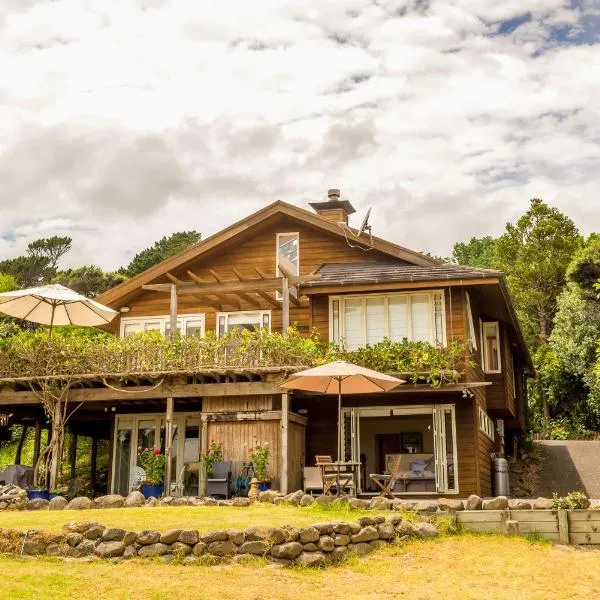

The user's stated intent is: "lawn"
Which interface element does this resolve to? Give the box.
[0,503,377,533]
[0,536,597,600]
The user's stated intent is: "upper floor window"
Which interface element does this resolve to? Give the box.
[465,291,478,352]
[329,291,446,350]
[482,321,501,373]
[217,311,271,337]
[276,232,299,277]
[120,314,205,338]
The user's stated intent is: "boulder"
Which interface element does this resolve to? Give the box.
[298,526,320,544]
[285,490,306,505]
[314,495,333,508]
[145,497,159,507]
[414,523,438,538]
[349,522,361,534]
[330,546,349,563]
[482,496,509,511]
[137,531,161,545]
[333,534,350,546]
[95,541,126,558]
[192,542,207,556]
[159,496,174,506]
[350,526,379,544]
[159,530,182,545]
[533,497,554,510]
[392,499,411,511]
[303,543,318,552]
[333,523,352,535]
[270,541,303,560]
[22,539,47,555]
[123,532,138,545]
[348,542,373,556]
[465,494,483,510]
[102,528,126,542]
[373,515,386,524]
[296,552,327,567]
[49,496,68,511]
[207,540,236,556]
[46,543,62,556]
[358,516,376,527]
[317,536,335,552]
[238,540,269,555]
[386,514,403,527]
[231,497,251,507]
[124,491,145,507]
[170,542,192,556]
[203,497,218,506]
[26,498,49,511]
[77,540,96,555]
[200,530,229,543]
[313,522,335,535]
[84,525,105,540]
[66,497,93,510]
[66,533,83,547]
[438,498,464,512]
[370,497,393,511]
[123,546,138,559]
[138,543,171,557]
[299,494,315,507]
[414,501,439,513]
[370,539,387,550]
[395,522,416,537]
[377,522,396,540]
[179,530,199,545]
[348,497,370,510]
[509,499,533,510]
[170,497,191,507]
[227,529,245,546]
[94,494,125,509]
[258,489,279,503]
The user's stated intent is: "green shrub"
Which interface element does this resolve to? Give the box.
[552,491,591,510]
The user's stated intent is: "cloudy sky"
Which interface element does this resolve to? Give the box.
[0,0,599,269]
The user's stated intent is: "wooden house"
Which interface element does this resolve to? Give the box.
[0,189,531,497]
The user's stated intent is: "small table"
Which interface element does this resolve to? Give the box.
[319,461,361,497]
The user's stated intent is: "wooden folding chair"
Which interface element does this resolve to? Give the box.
[315,455,337,496]
[370,455,402,498]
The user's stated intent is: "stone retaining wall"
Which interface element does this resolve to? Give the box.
[0,515,439,567]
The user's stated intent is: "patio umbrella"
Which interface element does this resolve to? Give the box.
[0,283,117,335]
[281,361,406,461]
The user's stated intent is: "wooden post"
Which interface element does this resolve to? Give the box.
[14,425,29,465]
[69,433,78,479]
[90,437,98,497]
[558,509,569,545]
[165,397,174,494]
[281,277,290,335]
[169,284,178,339]
[32,417,42,468]
[280,392,289,495]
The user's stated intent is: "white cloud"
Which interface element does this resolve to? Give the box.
[0,0,598,270]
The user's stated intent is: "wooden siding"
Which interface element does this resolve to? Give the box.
[288,421,305,492]
[472,386,494,497]
[203,395,274,412]
[123,216,397,334]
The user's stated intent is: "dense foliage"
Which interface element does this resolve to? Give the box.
[0,328,467,386]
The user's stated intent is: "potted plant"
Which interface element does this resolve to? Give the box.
[249,442,271,491]
[27,485,50,501]
[49,487,67,501]
[137,447,166,499]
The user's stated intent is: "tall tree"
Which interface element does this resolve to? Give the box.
[27,236,72,271]
[121,231,202,277]
[53,266,127,298]
[496,199,582,348]
[452,236,498,269]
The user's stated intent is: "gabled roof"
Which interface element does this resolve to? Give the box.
[303,262,502,288]
[97,200,439,306]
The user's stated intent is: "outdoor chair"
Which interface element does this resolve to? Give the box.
[206,460,232,499]
[370,455,403,498]
[130,466,146,492]
[303,466,323,495]
[315,455,355,496]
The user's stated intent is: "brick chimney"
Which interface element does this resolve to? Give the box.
[309,188,356,225]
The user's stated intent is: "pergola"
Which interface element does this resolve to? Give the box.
[141,264,321,336]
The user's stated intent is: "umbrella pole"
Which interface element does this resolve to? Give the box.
[337,379,342,462]
[48,303,56,339]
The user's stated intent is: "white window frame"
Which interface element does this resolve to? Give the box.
[328,290,447,349]
[216,310,272,337]
[465,291,478,351]
[481,321,501,374]
[478,407,495,441]
[120,313,205,338]
[276,232,299,300]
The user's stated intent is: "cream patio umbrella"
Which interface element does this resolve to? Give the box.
[0,283,117,335]
[281,361,406,461]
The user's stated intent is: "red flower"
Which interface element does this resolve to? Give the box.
[144,448,149,452]
[154,448,161,456]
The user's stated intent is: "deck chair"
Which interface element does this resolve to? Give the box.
[315,455,338,495]
[303,467,323,495]
[370,455,402,498]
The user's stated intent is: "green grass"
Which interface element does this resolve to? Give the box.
[0,503,378,533]
[0,536,597,599]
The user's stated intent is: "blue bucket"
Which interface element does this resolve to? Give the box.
[27,489,50,501]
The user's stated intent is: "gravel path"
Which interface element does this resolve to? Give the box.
[532,440,600,499]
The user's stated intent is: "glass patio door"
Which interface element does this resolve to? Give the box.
[433,405,458,494]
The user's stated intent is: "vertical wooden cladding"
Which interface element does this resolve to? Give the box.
[203,395,274,412]
[125,216,397,333]
[288,422,305,491]
[206,419,281,486]
[472,386,494,497]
